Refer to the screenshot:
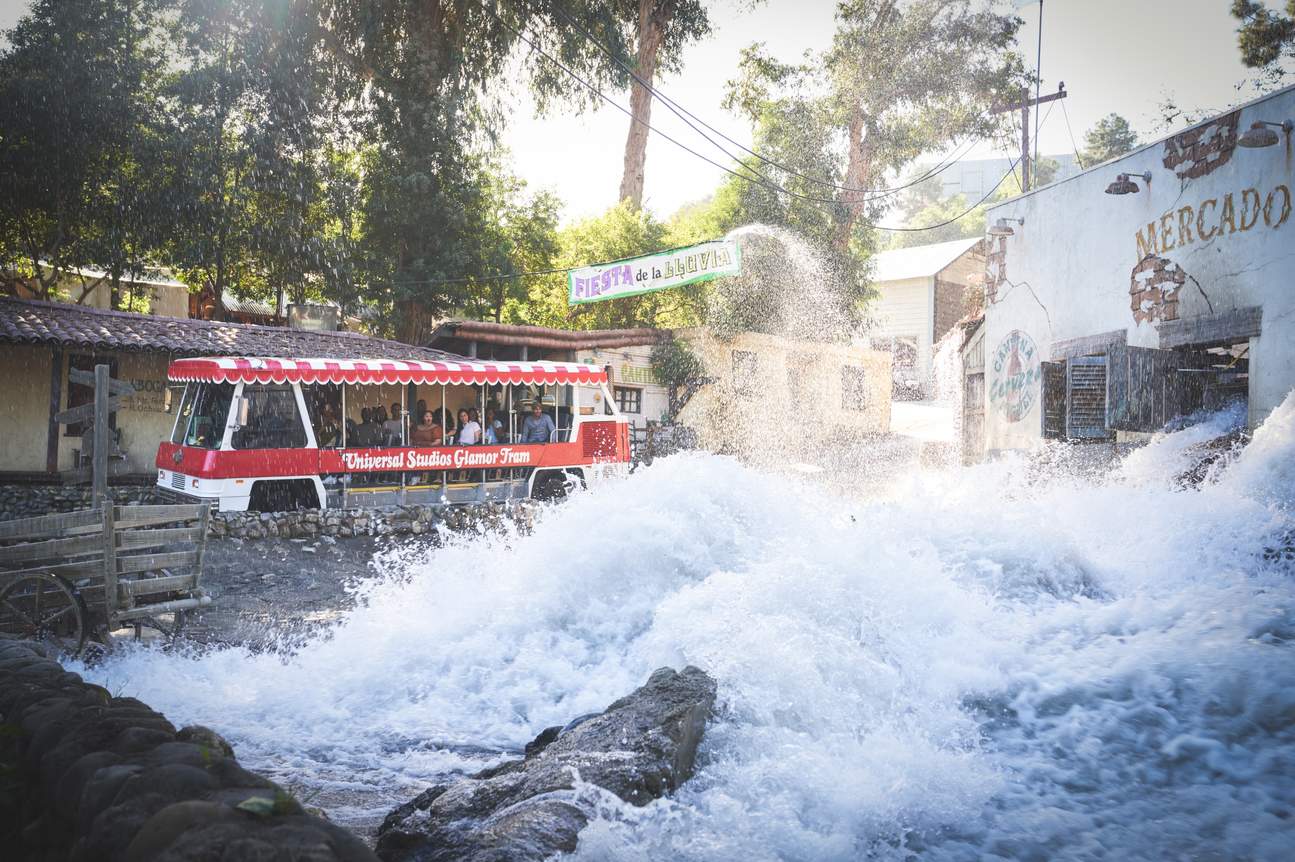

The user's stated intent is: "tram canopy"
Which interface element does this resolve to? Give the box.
[167,356,608,387]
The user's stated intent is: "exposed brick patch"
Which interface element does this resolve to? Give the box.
[985,236,1008,303]
[1130,255,1186,323]
[1162,111,1240,180]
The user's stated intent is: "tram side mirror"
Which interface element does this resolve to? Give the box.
[235,397,251,427]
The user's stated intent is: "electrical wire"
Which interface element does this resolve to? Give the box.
[543,0,977,199]
[478,0,1021,223]
[1060,97,1086,169]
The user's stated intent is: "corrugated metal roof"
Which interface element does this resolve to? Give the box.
[0,296,455,360]
[871,237,984,283]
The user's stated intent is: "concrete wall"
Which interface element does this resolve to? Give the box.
[0,345,55,473]
[981,83,1295,453]
[675,330,891,455]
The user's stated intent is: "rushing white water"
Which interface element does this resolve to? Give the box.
[82,397,1295,859]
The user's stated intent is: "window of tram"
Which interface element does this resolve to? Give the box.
[231,385,307,449]
[173,383,234,449]
[303,384,343,448]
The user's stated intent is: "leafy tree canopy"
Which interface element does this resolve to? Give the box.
[1079,113,1140,168]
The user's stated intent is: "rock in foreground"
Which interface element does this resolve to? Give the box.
[376,666,717,862]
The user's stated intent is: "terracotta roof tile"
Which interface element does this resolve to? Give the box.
[0,297,456,361]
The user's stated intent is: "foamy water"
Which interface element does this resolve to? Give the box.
[82,397,1295,859]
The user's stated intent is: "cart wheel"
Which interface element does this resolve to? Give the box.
[0,572,89,657]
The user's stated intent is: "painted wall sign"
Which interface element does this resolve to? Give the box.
[1134,182,1291,263]
[989,329,1040,423]
[568,240,741,305]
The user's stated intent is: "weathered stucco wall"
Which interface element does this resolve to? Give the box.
[675,330,891,453]
[577,343,671,428]
[982,84,1295,453]
[0,345,54,473]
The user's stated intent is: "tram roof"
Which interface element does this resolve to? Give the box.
[167,356,608,387]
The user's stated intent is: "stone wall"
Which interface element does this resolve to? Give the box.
[0,483,539,542]
[0,483,159,522]
[0,640,377,862]
[209,501,538,540]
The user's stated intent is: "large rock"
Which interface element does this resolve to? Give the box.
[376,666,717,862]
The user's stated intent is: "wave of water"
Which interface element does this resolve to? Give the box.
[82,397,1295,859]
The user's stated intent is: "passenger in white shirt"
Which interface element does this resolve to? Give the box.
[456,408,481,445]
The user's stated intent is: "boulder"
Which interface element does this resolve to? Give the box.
[376,666,716,862]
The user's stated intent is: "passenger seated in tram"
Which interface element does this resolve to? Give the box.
[521,400,556,443]
[410,410,442,446]
[482,411,498,445]
[457,408,481,445]
[354,408,384,447]
[484,406,504,443]
[383,402,403,442]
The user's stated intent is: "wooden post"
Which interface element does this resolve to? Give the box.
[92,364,110,506]
[102,504,119,630]
[46,349,63,474]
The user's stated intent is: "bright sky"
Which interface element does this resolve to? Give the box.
[0,0,1266,224]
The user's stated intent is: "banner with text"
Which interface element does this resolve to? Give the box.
[568,239,741,305]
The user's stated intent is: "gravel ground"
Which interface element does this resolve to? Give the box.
[182,534,420,651]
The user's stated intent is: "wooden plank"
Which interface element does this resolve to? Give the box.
[102,505,120,622]
[0,508,103,541]
[116,526,205,552]
[113,504,207,527]
[0,533,104,565]
[92,364,109,506]
[53,396,126,426]
[68,368,136,395]
[193,504,210,589]
[118,573,198,599]
[0,559,106,586]
[117,550,198,576]
[1157,306,1262,349]
[1049,329,1127,361]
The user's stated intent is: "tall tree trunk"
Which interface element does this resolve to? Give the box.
[833,109,872,252]
[619,0,672,208]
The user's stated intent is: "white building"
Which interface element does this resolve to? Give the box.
[974,83,1295,456]
[868,237,985,394]
[939,154,1081,200]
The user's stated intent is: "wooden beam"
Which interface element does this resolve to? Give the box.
[117,550,199,575]
[0,532,104,564]
[67,367,135,395]
[1157,306,1262,349]
[0,508,103,541]
[53,396,126,426]
[115,525,205,552]
[47,348,62,474]
[92,364,109,506]
[1049,329,1127,361]
[113,503,208,527]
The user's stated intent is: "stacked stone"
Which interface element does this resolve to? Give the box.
[209,501,537,541]
[0,485,157,522]
[0,641,376,862]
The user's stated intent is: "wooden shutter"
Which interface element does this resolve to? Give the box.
[1066,356,1111,439]
[1106,344,1198,432]
[1040,361,1066,439]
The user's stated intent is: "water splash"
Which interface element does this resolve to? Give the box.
[81,397,1295,857]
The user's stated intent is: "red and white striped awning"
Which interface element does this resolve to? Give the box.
[167,356,608,386]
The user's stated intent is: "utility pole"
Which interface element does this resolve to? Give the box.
[993,83,1067,192]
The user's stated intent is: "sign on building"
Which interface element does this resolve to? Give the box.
[568,240,741,305]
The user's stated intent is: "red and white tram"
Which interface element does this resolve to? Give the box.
[155,356,630,511]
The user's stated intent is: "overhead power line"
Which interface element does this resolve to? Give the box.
[475,0,1021,230]
[543,0,975,200]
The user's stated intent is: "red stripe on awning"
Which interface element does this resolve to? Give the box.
[167,356,608,387]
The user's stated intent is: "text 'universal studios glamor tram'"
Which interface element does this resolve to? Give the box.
[155,355,630,511]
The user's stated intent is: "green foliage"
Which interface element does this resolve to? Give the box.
[649,337,705,389]
[1079,113,1140,168]
[1232,0,1295,80]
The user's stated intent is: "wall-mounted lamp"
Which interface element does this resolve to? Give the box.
[1104,171,1152,195]
[1238,119,1294,148]
[988,217,1023,237]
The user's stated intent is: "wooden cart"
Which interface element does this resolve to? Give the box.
[0,504,211,656]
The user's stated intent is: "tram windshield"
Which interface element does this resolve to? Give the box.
[170,383,234,449]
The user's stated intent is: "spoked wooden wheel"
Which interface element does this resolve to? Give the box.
[0,572,89,657]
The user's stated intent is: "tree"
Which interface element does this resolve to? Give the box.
[1079,113,1139,168]
[727,1,1025,254]
[0,0,170,305]
[1232,0,1295,81]
[616,0,710,208]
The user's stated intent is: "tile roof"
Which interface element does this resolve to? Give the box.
[0,297,458,361]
